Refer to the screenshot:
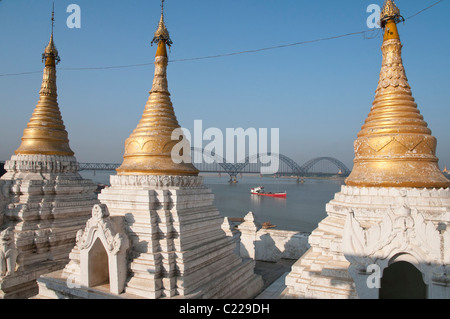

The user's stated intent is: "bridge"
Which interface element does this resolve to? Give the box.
[78,148,351,183]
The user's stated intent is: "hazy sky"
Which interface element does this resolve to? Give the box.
[0,0,449,170]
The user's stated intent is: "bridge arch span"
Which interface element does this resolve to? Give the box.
[300,157,351,175]
[190,147,237,176]
[235,153,303,176]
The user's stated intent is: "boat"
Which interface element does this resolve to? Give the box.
[250,186,287,198]
[262,222,277,229]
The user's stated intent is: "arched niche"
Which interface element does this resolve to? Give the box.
[86,237,110,288]
[380,261,427,299]
[77,204,129,295]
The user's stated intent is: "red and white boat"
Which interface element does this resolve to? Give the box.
[250,186,287,198]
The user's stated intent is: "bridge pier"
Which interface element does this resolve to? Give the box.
[229,175,238,184]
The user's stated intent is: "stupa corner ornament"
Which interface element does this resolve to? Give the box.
[0,227,18,278]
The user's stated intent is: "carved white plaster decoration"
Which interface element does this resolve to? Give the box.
[0,227,18,277]
[110,175,204,188]
[76,204,128,256]
[343,198,450,285]
[4,155,80,174]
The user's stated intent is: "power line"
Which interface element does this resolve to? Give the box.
[0,0,444,77]
[0,29,379,77]
[404,0,444,20]
[169,29,379,63]
[0,29,379,76]
[0,71,42,77]
[60,62,155,71]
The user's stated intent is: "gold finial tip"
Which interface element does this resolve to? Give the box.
[42,5,61,65]
[380,0,404,28]
[151,0,173,47]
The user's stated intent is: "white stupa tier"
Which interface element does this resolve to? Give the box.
[0,155,98,298]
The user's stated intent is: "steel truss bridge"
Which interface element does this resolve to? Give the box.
[78,148,351,182]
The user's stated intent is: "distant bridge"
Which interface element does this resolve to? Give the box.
[77,162,120,171]
[78,148,351,182]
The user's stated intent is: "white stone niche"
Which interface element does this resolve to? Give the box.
[76,204,129,295]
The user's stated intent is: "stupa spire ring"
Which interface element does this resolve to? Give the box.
[380,0,404,28]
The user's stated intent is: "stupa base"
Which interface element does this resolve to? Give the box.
[282,185,450,299]
[0,155,98,299]
[36,175,264,299]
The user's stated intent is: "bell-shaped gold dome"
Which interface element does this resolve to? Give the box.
[15,32,74,157]
[116,9,198,176]
[345,1,450,188]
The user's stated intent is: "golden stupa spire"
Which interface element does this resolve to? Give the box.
[116,0,198,176]
[345,0,450,188]
[15,5,74,157]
